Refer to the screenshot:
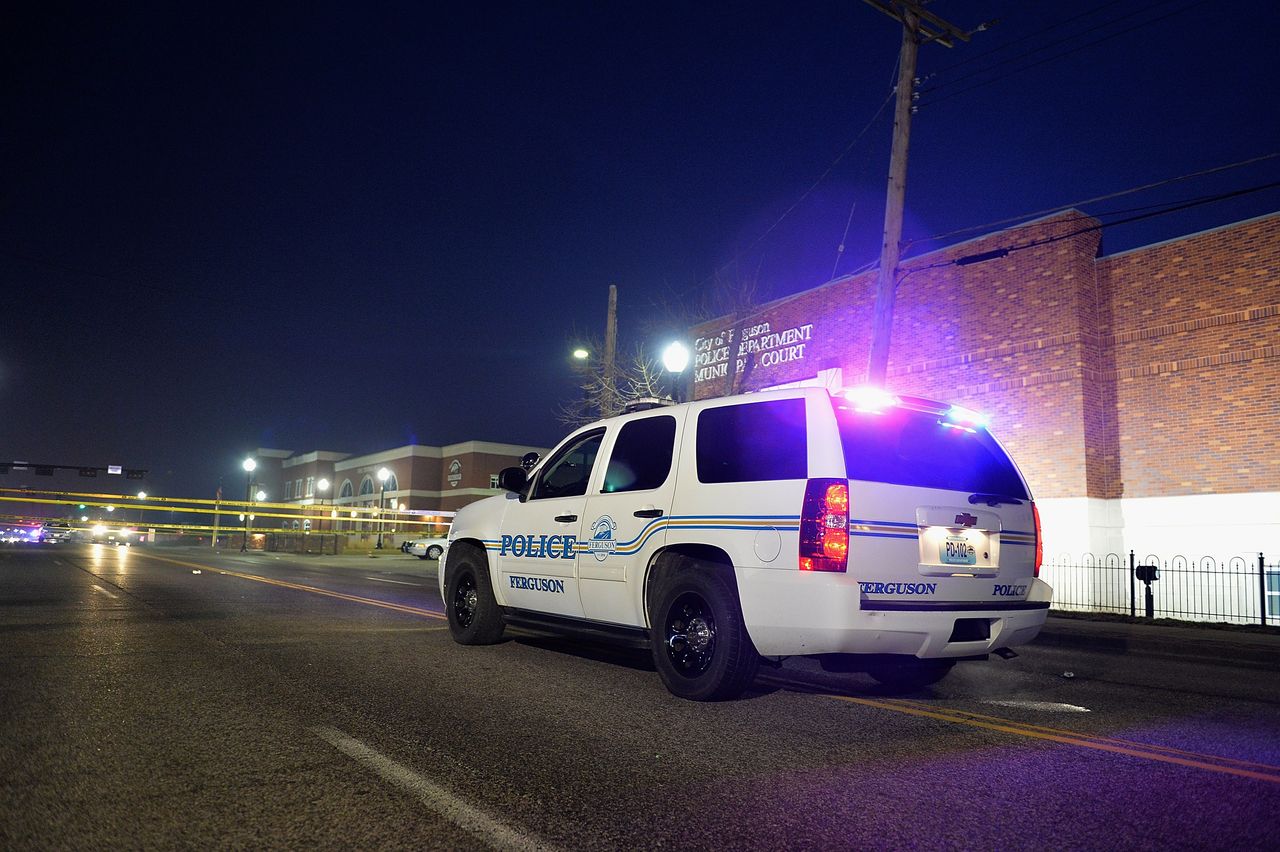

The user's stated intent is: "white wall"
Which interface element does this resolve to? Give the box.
[1037,493,1280,625]
[1038,492,1280,562]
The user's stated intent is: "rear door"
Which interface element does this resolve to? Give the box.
[832,398,1036,607]
[580,410,687,626]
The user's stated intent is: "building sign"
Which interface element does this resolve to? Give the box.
[693,321,814,383]
[448,459,462,488]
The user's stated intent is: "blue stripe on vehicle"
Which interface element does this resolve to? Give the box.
[850,519,916,528]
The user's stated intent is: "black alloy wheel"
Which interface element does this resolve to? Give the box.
[648,559,759,701]
[443,545,505,645]
[664,592,718,678]
[453,572,478,630]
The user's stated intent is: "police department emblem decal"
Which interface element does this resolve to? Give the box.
[587,515,617,562]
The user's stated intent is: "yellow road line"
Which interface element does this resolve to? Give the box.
[137,552,447,621]
[890,698,1280,773]
[827,694,1280,784]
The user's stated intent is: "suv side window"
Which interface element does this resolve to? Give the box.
[602,415,677,493]
[696,398,807,483]
[530,429,605,500]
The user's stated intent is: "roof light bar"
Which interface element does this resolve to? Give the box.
[843,385,900,414]
[945,404,989,428]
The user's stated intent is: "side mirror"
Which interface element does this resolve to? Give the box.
[497,466,528,494]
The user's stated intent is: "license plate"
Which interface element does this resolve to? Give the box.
[941,535,977,566]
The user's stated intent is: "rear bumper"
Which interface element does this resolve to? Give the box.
[736,567,1052,658]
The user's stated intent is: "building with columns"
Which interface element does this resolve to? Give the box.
[249,440,548,545]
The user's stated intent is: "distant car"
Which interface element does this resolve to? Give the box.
[90,524,134,546]
[40,526,71,543]
[407,536,447,560]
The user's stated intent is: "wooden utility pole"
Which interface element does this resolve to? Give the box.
[603,284,618,415]
[863,1,969,386]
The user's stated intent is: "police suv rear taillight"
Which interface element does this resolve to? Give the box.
[800,478,849,572]
[1032,502,1043,578]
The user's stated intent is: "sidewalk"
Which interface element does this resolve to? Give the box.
[1036,614,1280,670]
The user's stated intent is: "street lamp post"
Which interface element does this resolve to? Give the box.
[375,467,390,549]
[316,478,330,531]
[240,458,257,552]
[316,477,330,553]
[135,491,147,538]
[662,340,691,403]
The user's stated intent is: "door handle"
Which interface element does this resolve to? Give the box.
[554,514,578,523]
[633,508,664,518]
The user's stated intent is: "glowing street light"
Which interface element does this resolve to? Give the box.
[572,348,589,361]
[317,478,330,533]
[662,340,691,402]
[375,467,391,549]
[240,457,257,552]
[662,341,690,373]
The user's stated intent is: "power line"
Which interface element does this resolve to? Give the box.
[909,151,1280,248]
[921,0,1189,96]
[918,0,1210,108]
[923,1,1125,77]
[680,86,897,298]
[957,180,1280,263]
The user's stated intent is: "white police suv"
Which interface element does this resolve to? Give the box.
[440,385,1050,701]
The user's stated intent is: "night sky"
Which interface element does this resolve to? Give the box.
[3,1,1278,499]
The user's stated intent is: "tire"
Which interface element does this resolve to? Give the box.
[443,544,505,645]
[426,545,443,560]
[866,658,955,690]
[648,558,759,701]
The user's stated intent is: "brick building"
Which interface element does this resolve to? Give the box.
[249,439,548,546]
[690,210,1280,560]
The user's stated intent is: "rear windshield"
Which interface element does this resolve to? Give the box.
[833,401,1028,498]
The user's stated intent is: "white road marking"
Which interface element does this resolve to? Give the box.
[91,584,118,599]
[364,576,423,586]
[312,727,556,852]
[985,700,1091,713]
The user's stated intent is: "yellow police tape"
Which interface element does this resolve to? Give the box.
[0,489,450,526]
[0,488,451,538]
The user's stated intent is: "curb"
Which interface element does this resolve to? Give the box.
[1034,617,1280,670]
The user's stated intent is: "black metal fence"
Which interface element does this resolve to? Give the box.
[263,533,343,555]
[1041,551,1280,626]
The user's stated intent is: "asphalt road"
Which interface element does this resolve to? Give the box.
[3,543,1278,850]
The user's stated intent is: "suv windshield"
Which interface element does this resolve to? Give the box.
[833,400,1028,498]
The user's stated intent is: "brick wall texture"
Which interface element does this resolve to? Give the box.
[689,210,1280,500]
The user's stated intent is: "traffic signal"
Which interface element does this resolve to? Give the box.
[125,469,146,480]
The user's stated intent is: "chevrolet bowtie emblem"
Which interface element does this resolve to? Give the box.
[955,513,978,527]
